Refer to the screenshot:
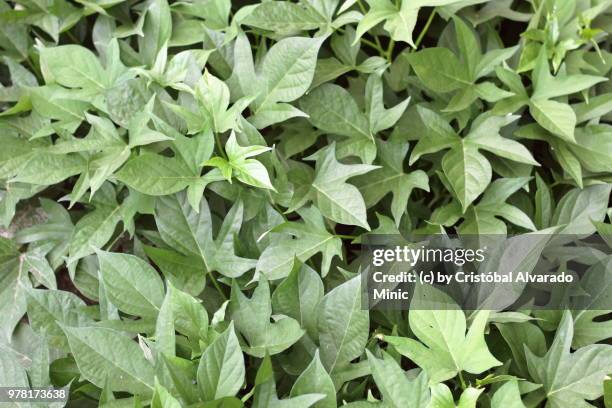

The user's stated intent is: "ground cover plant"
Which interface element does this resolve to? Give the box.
[1,0,612,406]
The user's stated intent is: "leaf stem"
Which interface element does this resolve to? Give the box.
[104,232,124,251]
[414,8,437,49]
[26,58,42,82]
[355,0,367,13]
[361,37,386,54]
[65,30,80,44]
[266,190,287,221]
[458,371,467,389]
[386,39,395,62]
[355,0,387,58]
[215,132,228,160]
[336,26,386,56]
[241,387,255,403]
[335,234,358,240]
[207,269,228,300]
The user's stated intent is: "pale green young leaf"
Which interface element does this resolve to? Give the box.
[382,285,501,384]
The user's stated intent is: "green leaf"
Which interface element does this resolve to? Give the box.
[529,98,577,142]
[197,322,245,401]
[116,153,197,196]
[442,143,491,212]
[12,151,87,185]
[257,206,342,280]
[167,284,208,346]
[526,311,612,408]
[40,45,108,91]
[0,238,28,341]
[243,2,327,34]
[318,276,369,374]
[155,287,175,357]
[291,350,337,408]
[62,325,155,394]
[408,48,470,93]
[466,115,539,166]
[155,192,256,278]
[571,258,612,348]
[144,245,206,296]
[230,279,305,357]
[356,138,429,226]
[98,250,165,318]
[26,288,91,350]
[365,73,410,135]
[491,380,526,408]
[139,0,172,67]
[367,350,430,407]
[496,321,546,379]
[552,185,612,234]
[355,0,466,47]
[259,35,324,105]
[411,108,535,210]
[299,84,374,162]
[429,384,483,408]
[382,285,501,384]
[152,379,182,408]
[68,203,122,265]
[252,355,325,408]
[0,346,29,387]
[531,49,607,100]
[248,35,324,127]
[272,261,324,338]
[605,377,612,408]
[310,143,378,229]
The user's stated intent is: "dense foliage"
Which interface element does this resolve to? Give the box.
[1,0,612,406]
